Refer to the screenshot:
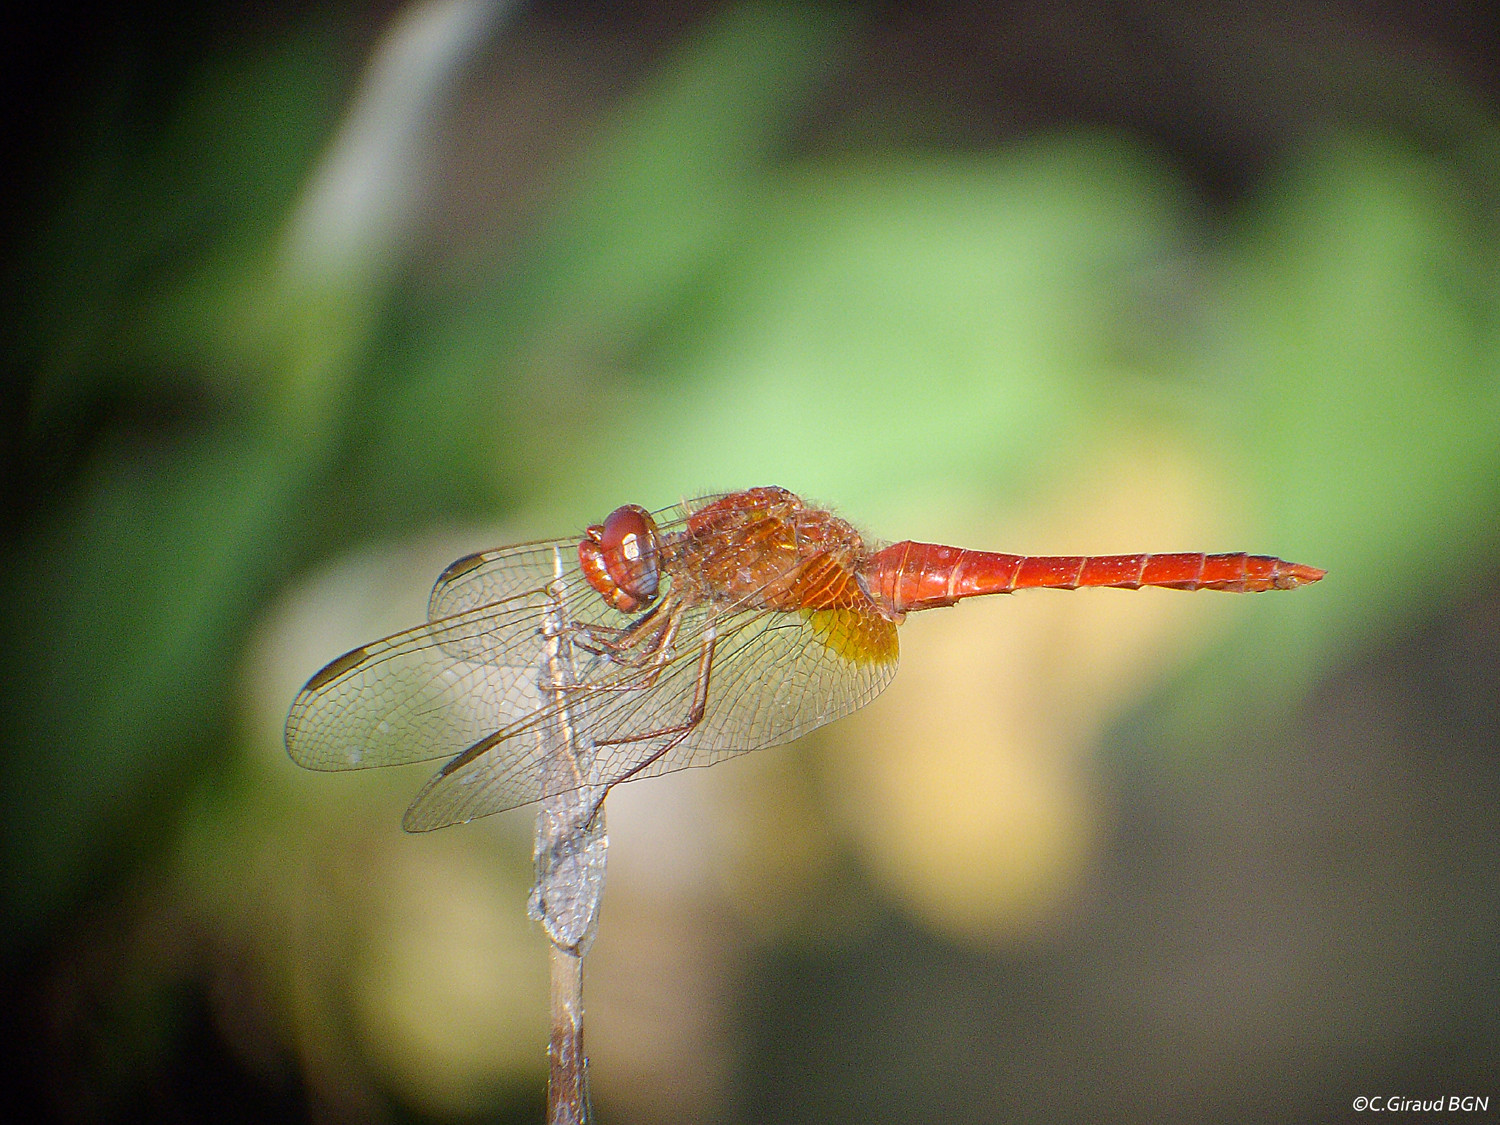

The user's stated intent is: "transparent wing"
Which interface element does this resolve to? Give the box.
[285,539,626,771]
[425,499,715,621]
[401,601,899,830]
[289,492,900,831]
[427,537,581,621]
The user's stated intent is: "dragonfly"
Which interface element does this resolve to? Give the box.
[285,485,1324,831]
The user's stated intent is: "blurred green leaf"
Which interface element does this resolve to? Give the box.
[0,20,355,942]
[1156,133,1500,737]
[356,3,853,521]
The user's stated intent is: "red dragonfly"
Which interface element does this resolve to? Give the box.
[286,486,1323,830]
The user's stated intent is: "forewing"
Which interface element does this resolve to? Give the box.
[426,510,701,621]
[428,537,585,621]
[285,601,544,771]
[288,539,638,772]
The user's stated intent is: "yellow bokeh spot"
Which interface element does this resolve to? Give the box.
[350,838,547,1116]
[823,434,1241,942]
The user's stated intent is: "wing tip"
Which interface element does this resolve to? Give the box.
[300,645,371,693]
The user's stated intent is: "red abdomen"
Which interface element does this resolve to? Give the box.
[859,542,1325,618]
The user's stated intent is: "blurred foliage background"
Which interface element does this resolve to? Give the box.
[3,1,1499,1121]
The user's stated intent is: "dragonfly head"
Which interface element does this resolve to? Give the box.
[579,504,662,613]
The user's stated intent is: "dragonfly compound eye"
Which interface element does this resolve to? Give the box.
[579,504,660,612]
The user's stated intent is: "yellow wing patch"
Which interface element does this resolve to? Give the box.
[802,607,899,667]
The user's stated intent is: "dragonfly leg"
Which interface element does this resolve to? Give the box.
[570,607,657,654]
[569,604,687,695]
[572,600,676,668]
[597,624,717,788]
[433,608,697,795]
